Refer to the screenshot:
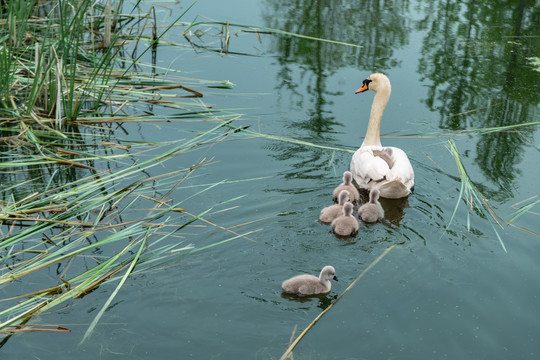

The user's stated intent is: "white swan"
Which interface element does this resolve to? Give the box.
[333,171,360,204]
[331,202,359,236]
[350,73,414,199]
[320,190,350,223]
[357,189,384,223]
[282,265,338,295]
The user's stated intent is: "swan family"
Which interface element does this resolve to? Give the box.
[282,73,413,296]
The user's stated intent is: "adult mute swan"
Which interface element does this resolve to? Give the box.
[282,265,338,295]
[350,73,414,199]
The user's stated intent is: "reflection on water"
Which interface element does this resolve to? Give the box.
[263,0,411,71]
[417,0,540,200]
[261,0,412,142]
[281,291,338,310]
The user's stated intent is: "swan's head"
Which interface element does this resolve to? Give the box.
[355,73,391,94]
[320,265,338,282]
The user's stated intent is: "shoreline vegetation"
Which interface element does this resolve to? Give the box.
[0,0,257,342]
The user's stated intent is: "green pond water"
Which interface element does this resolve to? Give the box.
[2,0,540,359]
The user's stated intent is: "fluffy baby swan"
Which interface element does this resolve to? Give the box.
[320,190,350,223]
[372,148,394,169]
[331,202,359,236]
[357,189,384,223]
[282,265,338,296]
[333,171,360,203]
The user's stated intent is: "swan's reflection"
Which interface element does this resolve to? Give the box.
[281,292,338,310]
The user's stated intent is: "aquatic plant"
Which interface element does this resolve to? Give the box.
[0,0,261,343]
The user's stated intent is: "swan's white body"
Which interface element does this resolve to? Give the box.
[350,73,414,199]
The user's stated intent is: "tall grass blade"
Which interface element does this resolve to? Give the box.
[508,196,540,223]
[445,139,507,252]
[79,230,148,344]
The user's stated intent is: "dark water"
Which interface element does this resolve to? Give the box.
[3,0,540,359]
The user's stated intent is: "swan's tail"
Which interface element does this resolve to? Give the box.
[377,180,411,199]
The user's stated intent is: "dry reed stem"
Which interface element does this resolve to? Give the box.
[0,216,96,227]
[510,195,540,216]
[447,102,503,118]
[0,285,66,302]
[0,324,70,333]
[422,151,444,171]
[37,156,99,170]
[507,223,540,237]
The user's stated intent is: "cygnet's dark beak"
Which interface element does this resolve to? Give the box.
[333,275,338,281]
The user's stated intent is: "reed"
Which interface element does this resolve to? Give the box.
[0,0,215,125]
[0,119,262,337]
[446,135,539,242]
[444,139,507,251]
[507,195,540,237]
[0,0,261,342]
[182,18,363,54]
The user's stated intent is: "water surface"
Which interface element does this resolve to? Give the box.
[3,0,540,359]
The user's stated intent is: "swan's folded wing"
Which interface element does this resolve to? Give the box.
[350,149,390,183]
[387,147,415,188]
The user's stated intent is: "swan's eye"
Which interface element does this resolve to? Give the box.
[363,79,372,88]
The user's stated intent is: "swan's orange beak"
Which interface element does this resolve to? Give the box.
[355,82,369,94]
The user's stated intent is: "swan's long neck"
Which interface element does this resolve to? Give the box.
[362,85,390,147]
